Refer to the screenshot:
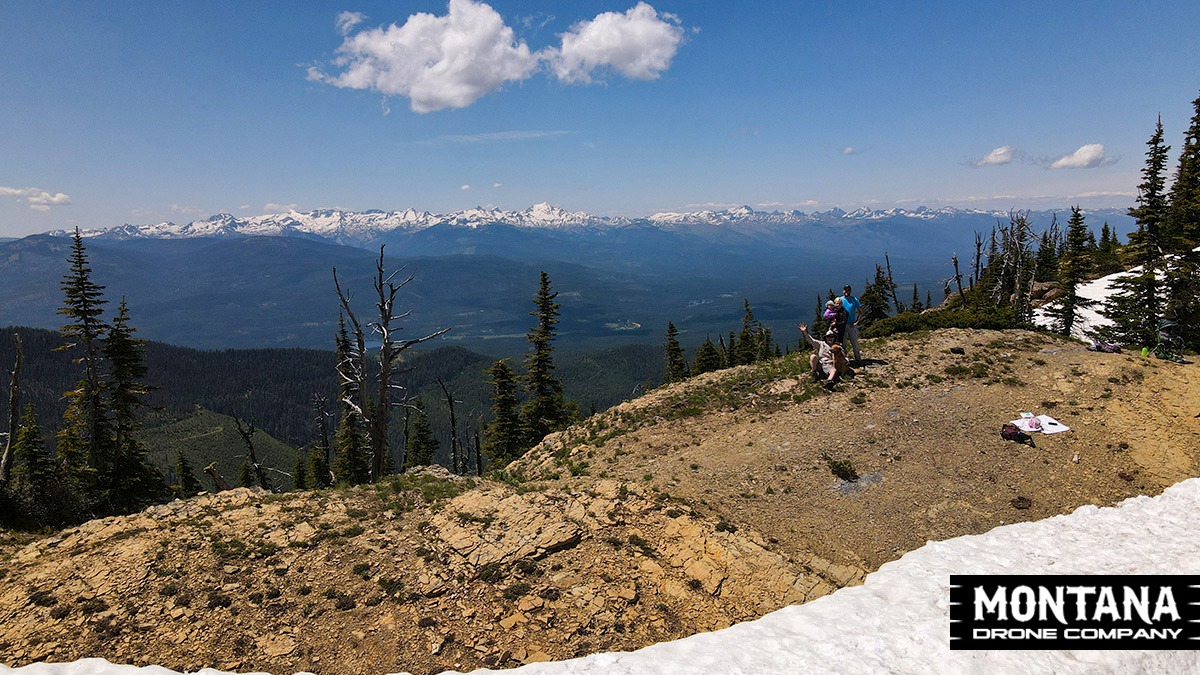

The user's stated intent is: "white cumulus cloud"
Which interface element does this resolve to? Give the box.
[264,202,300,212]
[0,186,71,211]
[460,184,472,191]
[546,2,684,84]
[311,2,686,113]
[309,0,539,113]
[972,146,1015,167]
[1050,144,1115,169]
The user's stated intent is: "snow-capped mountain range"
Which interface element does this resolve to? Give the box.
[49,203,1126,247]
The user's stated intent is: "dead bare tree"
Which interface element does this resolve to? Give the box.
[473,428,483,477]
[1,333,23,485]
[203,462,229,492]
[337,246,449,482]
[970,232,984,290]
[234,417,274,492]
[437,378,461,474]
[951,254,968,306]
[332,272,370,456]
[884,253,905,314]
[311,393,333,485]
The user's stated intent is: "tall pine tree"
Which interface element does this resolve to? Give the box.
[521,272,570,446]
[405,399,437,469]
[663,322,689,383]
[174,449,202,499]
[1044,206,1096,337]
[1164,92,1200,348]
[102,298,165,513]
[56,228,111,496]
[691,337,724,375]
[482,359,523,465]
[1103,116,1170,346]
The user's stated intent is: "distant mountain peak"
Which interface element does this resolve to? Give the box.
[43,203,1133,246]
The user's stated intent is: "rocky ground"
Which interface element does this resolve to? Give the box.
[1,329,1198,675]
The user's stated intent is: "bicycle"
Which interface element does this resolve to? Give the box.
[1154,320,1187,363]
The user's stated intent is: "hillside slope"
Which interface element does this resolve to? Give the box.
[1,328,1197,675]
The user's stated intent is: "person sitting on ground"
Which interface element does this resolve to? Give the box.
[799,322,846,389]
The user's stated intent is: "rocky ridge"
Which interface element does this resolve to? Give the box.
[2,328,1198,674]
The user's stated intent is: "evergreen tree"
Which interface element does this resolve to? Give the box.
[6,405,62,525]
[10,405,54,488]
[102,298,165,513]
[663,322,689,383]
[292,448,309,491]
[174,449,202,499]
[1044,206,1096,336]
[521,272,570,446]
[810,294,828,339]
[238,461,255,488]
[1165,92,1200,348]
[1093,222,1122,274]
[1128,116,1172,256]
[1166,91,1200,251]
[1103,116,1171,346]
[1034,229,1060,283]
[859,265,892,324]
[405,400,437,468]
[691,337,724,375]
[332,410,369,485]
[731,300,773,364]
[55,228,112,500]
[910,283,923,312]
[482,359,523,465]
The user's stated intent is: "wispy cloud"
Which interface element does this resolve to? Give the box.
[309,1,686,113]
[433,130,572,144]
[841,146,859,156]
[460,184,472,191]
[169,203,205,215]
[264,202,299,212]
[0,186,71,212]
[335,11,365,36]
[493,182,503,188]
[971,145,1016,167]
[1049,144,1117,169]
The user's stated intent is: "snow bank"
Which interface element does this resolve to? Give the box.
[1032,268,1128,340]
[461,479,1200,675]
[5,480,1200,675]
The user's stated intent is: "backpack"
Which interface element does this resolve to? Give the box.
[1000,423,1032,444]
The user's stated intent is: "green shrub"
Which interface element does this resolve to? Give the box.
[822,452,859,482]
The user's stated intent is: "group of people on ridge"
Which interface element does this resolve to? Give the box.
[799,284,862,390]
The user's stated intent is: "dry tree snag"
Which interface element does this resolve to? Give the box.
[203,462,229,492]
[0,333,23,485]
[335,246,449,482]
[234,417,274,492]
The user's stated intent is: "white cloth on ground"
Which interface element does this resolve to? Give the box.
[1009,415,1070,434]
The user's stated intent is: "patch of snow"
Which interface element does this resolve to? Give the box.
[6,479,1200,675]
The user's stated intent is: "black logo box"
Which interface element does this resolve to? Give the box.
[950,575,1200,650]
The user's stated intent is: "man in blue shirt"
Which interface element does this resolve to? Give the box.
[841,285,862,364]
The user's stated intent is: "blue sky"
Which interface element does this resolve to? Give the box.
[2,0,1198,236]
